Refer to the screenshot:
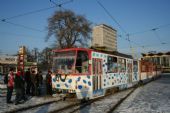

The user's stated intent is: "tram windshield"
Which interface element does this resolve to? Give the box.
[52,50,89,74]
[52,51,76,74]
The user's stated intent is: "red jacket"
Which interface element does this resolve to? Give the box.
[7,72,14,88]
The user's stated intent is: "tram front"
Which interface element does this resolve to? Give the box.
[51,48,92,99]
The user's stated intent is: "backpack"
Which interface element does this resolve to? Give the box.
[4,74,8,84]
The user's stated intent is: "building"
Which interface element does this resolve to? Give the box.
[141,52,170,72]
[0,46,38,75]
[0,55,18,74]
[92,24,117,51]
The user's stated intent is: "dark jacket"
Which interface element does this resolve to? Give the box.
[46,73,51,85]
[25,71,31,83]
[14,72,24,89]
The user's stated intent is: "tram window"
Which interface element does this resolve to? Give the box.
[107,56,118,73]
[0,66,2,74]
[52,51,75,74]
[75,51,89,74]
[118,58,126,72]
[141,65,146,72]
[133,61,138,72]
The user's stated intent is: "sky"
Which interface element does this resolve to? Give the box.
[0,0,170,57]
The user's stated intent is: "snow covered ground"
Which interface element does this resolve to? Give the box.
[16,89,133,113]
[113,74,170,113]
[1,74,169,113]
[0,95,60,113]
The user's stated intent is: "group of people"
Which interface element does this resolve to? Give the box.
[6,68,52,105]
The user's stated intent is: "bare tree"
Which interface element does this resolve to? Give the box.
[46,10,92,48]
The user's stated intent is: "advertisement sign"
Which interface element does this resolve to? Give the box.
[0,56,17,64]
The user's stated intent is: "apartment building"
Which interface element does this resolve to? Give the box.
[92,24,117,51]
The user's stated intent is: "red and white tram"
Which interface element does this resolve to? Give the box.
[51,48,161,99]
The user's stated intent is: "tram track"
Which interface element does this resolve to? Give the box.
[16,97,80,113]
[6,99,62,113]
[49,96,105,113]
[107,77,161,113]
[17,88,135,113]
[106,87,136,113]
[8,77,159,113]
[49,88,133,113]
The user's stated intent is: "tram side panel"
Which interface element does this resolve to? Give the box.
[91,51,107,99]
[132,60,140,83]
[140,60,148,81]
[91,51,130,99]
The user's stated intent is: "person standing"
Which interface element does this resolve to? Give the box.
[38,71,43,86]
[14,70,23,105]
[6,68,14,103]
[35,71,43,96]
[46,70,52,95]
[35,72,40,96]
[30,70,36,96]
[20,70,26,101]
[25,68,31,95]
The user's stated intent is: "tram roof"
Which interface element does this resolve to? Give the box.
[52,47,133,59]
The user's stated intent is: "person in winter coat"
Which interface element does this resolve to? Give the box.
[46,70,52,95]
[35,71,43,96]
[20,70,27,101]
[14,70,24,105]
[6,68,14,103]
[30,70,36,96]
[25,68,31,95]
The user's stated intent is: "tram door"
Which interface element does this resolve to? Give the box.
[92,58,102,91]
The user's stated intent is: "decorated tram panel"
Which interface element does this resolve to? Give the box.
[91,51,132,97]
[51,48,161,99]
[51,49,94,99]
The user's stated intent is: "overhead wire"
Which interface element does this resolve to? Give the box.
[128,23,170,36]
[0,31,44,40]
[50,0,73,7]
[120,23,170,54]
[1,6,56,20]
[96,0,127,34]
[151,28,166,45]
[96,0,170,55]
[1,0,73,21]
[0,0,73,33]
[96,0,144,58]
[1,19,44,32]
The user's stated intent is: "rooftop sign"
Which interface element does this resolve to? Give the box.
[0,55,17,64]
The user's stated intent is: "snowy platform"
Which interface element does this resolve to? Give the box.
[0,95,60,113]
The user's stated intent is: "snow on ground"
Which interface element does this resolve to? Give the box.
[0,84,6,89]
[17,89,133,113]
[1,74,170,113]
[113,74,170,113]
[0,95,60,113]
[72,89,133,113]
[18,99,77,113]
